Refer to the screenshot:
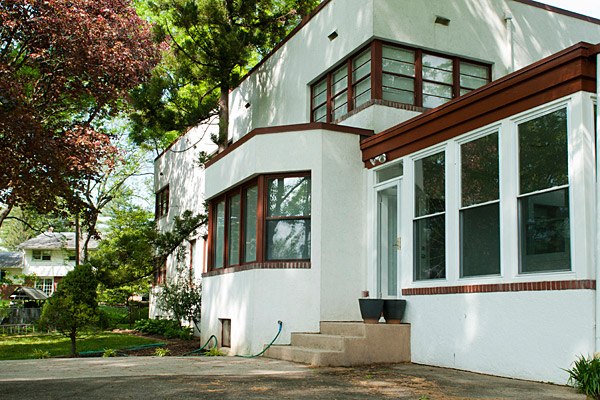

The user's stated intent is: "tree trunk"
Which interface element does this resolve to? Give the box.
[0,201,14,231]
[218,84,229,151]
[127,297,133,329]
[70,331,77,357]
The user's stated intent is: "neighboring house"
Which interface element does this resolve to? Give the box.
[154,0,600,383]
[0,252,24,300]
[13,231,99,296]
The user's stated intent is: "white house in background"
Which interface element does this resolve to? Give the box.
[15,231,99,295]
[154,0,600,383]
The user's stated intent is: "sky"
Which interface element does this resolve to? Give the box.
[540,0,600,19]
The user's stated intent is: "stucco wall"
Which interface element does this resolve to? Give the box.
[228,0,600,140]
[202,128,366,352]
[22,249,75,277]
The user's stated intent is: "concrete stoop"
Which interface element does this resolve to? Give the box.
[263,321,410,366]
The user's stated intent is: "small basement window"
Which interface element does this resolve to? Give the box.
[220,319,231,348]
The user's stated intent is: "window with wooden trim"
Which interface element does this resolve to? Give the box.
[209,173,311,270]
[154,261,167,286]
[310,40,491,123]
[155,185,169,219]
[32,250,51,261]
[35,278,53,295]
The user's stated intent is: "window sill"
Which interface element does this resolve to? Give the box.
[203,261,311,277]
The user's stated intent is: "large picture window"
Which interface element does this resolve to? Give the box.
[518,108,570,273]
[414,152,445,280]
[460,132,500,277]
[310,40,490,123]
[209,173,311,270]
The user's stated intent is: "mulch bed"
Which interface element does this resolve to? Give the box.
[79,329,206,358]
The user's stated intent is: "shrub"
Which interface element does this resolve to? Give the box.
[203,347,225,357]
[32,349,50,359]
[133,319,192,340]
[566,354,600,400]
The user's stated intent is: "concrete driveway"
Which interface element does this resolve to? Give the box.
[0,357,585,399]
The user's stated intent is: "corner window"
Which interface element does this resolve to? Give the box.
[518,108,570,273]
[310,41,491,123]
[209,174,311,270]
[460,132,500,277]
[414,152,445,280]
[155,185,169,219]
[32,250,51,261]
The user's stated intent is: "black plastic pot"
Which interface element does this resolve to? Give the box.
[383,299,406,324]
[358,298,384,324]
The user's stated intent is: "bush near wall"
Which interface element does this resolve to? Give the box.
[133,319,192,340]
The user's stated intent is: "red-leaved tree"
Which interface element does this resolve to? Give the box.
[0,0,161,227]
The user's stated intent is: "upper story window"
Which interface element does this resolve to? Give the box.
[209,173,311,270]
[156,185,169,219]
[32,250,51,261]
[311,40,491,123]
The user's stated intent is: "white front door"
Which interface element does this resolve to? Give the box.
[377,182,401,298]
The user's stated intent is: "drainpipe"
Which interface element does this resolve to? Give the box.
[596,52,600,353]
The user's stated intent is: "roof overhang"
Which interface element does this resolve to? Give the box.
[361,41,599,167]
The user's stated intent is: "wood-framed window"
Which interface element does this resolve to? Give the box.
[154,261,167,286]
[32,250,51,261]
[310,40,491,122]
[208,172,311,270]
[155,185,169,219]
[35,278,53,295]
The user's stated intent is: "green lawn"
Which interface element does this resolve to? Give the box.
[0,332,162,360]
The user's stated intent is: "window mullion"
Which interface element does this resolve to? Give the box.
[371,39,383,101]
[415,49,423,107]
[326,73,333,123]
[452,58,460,100]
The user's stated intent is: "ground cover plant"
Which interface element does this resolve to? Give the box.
[566,354,600,399]
[133,318,193,340]
[0,332,161,360]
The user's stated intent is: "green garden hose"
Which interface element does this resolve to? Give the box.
[78,342,167,356]
[182,334,218,356]
[234,320,282,358]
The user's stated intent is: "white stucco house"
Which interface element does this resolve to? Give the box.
[153,0,600,383]
[0,231,99,296]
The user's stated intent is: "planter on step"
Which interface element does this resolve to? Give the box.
[358,298,384,324]
[383,299,406,324]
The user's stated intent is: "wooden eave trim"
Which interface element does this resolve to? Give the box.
[511,0,600,25]
[205,123,374,168]
[361,42,598,167]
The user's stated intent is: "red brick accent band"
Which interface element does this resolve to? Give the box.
[402,279,596,296]
[202,261,311,277]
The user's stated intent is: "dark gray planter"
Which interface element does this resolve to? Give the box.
[383,299,406,324]
[358,298,384,324]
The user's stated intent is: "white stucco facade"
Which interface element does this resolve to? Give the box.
[156,0,600,384]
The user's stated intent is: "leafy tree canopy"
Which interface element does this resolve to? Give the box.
[0,0,161,228]
[129,0,320,154]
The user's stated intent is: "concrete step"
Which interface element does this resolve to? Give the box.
[319,321,366,337]
[263,345,344,366]
[291,333,346,351]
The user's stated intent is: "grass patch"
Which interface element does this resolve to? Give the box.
[0,332,161,360]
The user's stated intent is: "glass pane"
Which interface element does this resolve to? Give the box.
[268,177,311,217]
[460,61,488,79]
[378,186,398,296]
[383,74,414,91]
[353,77,371,108]
[353,60,371,82]
[383,46,415,63]
[332,65,348,94]
[460,88,471,96]
[332,90,347,116]
[519,108,568,194]
[423,94,451,108]
[423,54,453,84]
[227,194,241,266]
[414,152,445,217]
[461,132,499,207]
[383,87,414,104]
[423,54,453,71]
[332,102,348,120]
[383,59,416,76]
[214,200,225,268]
[414,214,445,280]
[354,89,371,108]
[423,67,453,84]
[244,186,258,263]
[376,162,403,183]
[460,75,488,90]
[266,219,311,260]
[313,104,327,122]
[520,188,570,272]
[423,81,452,98]
[312,79,327,104]
[353,49,371,70]
[461,203,500,277]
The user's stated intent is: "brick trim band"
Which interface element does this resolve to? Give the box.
[202,261,311,277]
[402,279,596,296]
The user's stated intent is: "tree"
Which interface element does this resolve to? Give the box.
[130,0,320,153]
[0,207,72,250]
[0,0,161,228]
[157,277,201,331]
[38,264,103,357]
